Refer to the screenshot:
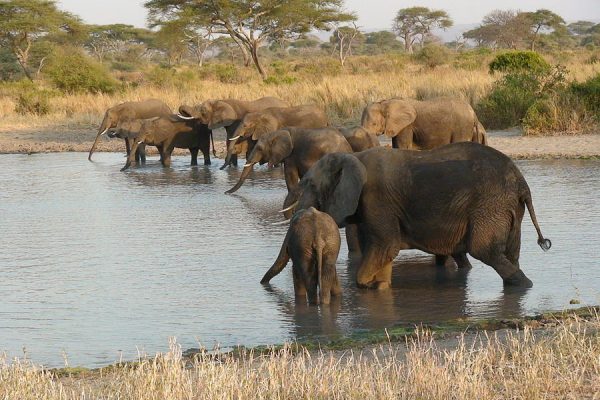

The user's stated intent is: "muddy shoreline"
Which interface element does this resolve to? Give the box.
[0,126,599,159]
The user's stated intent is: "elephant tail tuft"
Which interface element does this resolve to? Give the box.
[522,190,551,252]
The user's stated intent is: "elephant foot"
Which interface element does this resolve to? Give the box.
[503,270,533,288]
[435,255,448,267]
[375,281,391,290]
[357,280,391,290]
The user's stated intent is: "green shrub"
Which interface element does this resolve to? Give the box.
[15,86,55,116]
[477,66,567,129]
[46,53,117,94]
[415,44,452,69]
[293,58,343,77]
[571,73,600,118]
[214,64,241,84]
[453,48,493,71]
[111,61,137,72]
[489,51,550,74]
[522,92,593,135]
[264,61,297,85]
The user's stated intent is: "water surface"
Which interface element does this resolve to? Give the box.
[0,153,598,367]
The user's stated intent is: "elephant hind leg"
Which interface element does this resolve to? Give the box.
[435,255,449,266]
[190,148,199,166]
[356,247,393,289]
[452,253,472,269]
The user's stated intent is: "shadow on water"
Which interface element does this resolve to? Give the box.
[0,153,598,367]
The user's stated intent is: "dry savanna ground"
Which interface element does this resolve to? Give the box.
[1,311,598,400]
[1,63,599,158]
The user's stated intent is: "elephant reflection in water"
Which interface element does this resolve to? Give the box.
[125,166,216,188]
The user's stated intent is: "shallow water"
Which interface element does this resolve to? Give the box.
[0,153,598,368]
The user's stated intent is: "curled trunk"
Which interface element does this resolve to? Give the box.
[88,115,110,161]
[225,162,256,194]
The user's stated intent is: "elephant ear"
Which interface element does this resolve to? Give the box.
[211,101,237,128]
[317,153,367,227]
[361,102,384,135]
[382,100,416,138]
[267,130,293,165]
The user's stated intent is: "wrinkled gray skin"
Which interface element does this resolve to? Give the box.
[178,97,288,169]
[226,104,329,167]
[117,115,213,171]
[339,126,381,152]
[88,99,172,161]
[295,143,551,290]
[261,207,341,305]
[361,98,487,149]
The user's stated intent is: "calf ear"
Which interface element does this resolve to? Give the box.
[252,114,276,141]
[268,130,293,165]
[382,100,416,138]
[318,153,367,226]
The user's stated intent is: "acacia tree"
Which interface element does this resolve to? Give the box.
[330,23,363,66]
[85,24,154,62]
[463,10,531,49]
[0,0,79,80]
[145,0,355,78]
[523,9,565,51]
[392,7,452,53]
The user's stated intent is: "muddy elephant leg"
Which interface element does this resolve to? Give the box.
[474,251,532,288]
[162,146,173,168]
[345,224,362,256]
[435,255,449,266]
[392,127,413,149]
[356,246,393,290]
[452,253,472,269]
[292,266,307,301]
[138,144,146,164]
[156,145,164,162]
[201,147,211,165]
[320,253,341,305]
[121,141,140,171]
[125,138,131,156]
[225,124,239,167]
[190,148,199,166]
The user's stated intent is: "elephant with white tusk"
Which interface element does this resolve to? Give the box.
[88,99,172,161]
[177,97,289,169]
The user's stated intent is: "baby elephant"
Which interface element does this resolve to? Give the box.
[261,207,341,305]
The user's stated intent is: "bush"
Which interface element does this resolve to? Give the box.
[571,73,600,118]
[489,51,550,74]
[477,66,567,129]
[264,61,297,85]
[46,53,117,94]
[415,44,452,69]
[15,86,55,116]
[522,92,593,135]
[453,48,493,71]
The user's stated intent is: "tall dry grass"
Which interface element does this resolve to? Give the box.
[1,315,598,399]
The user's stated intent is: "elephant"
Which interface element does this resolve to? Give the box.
[292,142,551,290]
[225,104,329,168]
[361,97,487,150]
[116,115,214,171]
[225,127,352,200]
[177,97,289,169]
[338,126,380,152]
[88,99,172,161]
[261,207,341,305]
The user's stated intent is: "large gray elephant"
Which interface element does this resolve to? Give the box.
[88,99,172,161]
[339,126,380,152]
[293,143,551,289]
[261,207,341,305]
[116,115,214,171]
[225,104,329,167]
[178,97,288,169]
[225,127,352,197]
[361,98,487,149]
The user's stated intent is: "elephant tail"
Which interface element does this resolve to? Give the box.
[315,244,323,299]
[522,190,551,252]
[260,229,291,284]
[474,120,487,146]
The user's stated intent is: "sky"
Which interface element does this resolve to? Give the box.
[58,0,600,30]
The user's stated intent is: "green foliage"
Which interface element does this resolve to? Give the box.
[571,73,600,117]
[477,66,567,129]
[14,84,55,116]
[414,44,452,68]
[264,61,297,85]
[45,52,117,94]
[213,64,245,84]
[293,58,342,77]
[0,48,23,81]
[489,51,551,74]
[453,48,492,70]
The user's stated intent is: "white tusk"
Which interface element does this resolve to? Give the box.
[228,135,241,141]
[279,201,299,213]
[100,129,108,136]
[177,114,196,120]
[271,220,290,226]
[243,163,254,167]
[137,141,144,144]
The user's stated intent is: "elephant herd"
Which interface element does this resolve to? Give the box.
[88,96,551,305]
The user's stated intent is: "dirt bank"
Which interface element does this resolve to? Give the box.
[0,125,599,159]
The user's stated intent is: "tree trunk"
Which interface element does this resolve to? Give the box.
[250,42,266,79]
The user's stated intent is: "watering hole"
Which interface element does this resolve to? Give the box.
[0,152,598,367]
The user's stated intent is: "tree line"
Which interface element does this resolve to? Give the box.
[1,0,598,82]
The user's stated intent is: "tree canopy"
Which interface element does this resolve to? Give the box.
[392,7,452,53]
[144,0,355,78]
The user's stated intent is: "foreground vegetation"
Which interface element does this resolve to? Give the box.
[1,309,598,399]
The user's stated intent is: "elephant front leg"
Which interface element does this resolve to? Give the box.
[121,141,140,171]
[345,224,362,257]
[452,253,472,269]
[190,148,199,166]
[356,247,393,290]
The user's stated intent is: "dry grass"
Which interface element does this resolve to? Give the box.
[1,315,598,399]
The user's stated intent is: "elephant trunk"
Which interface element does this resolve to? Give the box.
[88,117,110,161]
[261,229,291,284]
[225,162,256,194]
[220,136,240,170]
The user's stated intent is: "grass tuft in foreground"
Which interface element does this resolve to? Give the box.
[1,312,598,399]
